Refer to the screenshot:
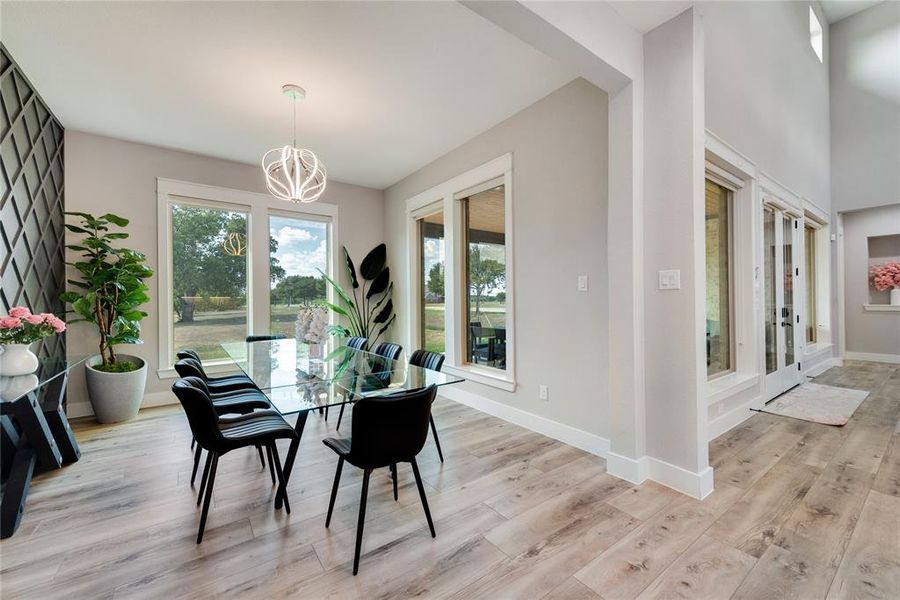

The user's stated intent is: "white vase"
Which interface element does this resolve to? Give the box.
[0,343,40,376]
[891,287,900,307]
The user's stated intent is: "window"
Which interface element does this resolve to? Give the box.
[417,208,445,354]
[462,183,507,371]
[171,202,249,363]
[158,179,337,373]
[705,178,733,378]
[764,207,777,374]
[404,155,514,390]
[269,215,329,338]
[810,6,823,63]
[804,224,817,344]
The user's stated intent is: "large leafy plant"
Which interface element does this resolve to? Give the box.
[61,212,153,371]
[319,243,395,348]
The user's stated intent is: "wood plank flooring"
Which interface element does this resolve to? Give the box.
[1,360,897,599]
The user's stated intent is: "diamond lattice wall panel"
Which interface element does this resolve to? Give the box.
[0,44,66,360]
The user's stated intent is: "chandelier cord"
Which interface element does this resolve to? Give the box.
[291,96,297,148]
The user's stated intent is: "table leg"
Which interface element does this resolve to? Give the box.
[1,448,36,539]
[275,410,309,510]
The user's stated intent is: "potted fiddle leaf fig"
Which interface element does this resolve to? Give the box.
[61,212,153,423]
[319,243,395,349]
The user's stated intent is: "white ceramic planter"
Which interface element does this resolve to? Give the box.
[85,354,147,423]
[0,343,39,376]
[891,287,900,307]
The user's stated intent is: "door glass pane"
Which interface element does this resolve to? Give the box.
[782,215,795,366]
[764,208,777,374]
[418,209,445,354]
[805,225,817,344]
[705,179,732,377]
[269,215,329,340]
[172,203,249,362]
[463,184,507,370]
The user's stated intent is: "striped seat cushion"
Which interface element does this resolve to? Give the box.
[219,413,295,441]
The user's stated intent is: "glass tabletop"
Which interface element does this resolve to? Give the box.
[0,354,88,402]
[220,338,464,415]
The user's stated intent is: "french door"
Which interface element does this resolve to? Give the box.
[763,204,802,400]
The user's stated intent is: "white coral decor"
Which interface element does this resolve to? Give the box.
[295,304,328,344]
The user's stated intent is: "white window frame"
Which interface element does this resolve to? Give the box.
[704,134,762,403]
[801,200,831,356]
[156,178,338,378]
[405,154,516,391]
[809,5,824,63]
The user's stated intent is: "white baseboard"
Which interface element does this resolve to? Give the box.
[66,390,178,419]
[606,452,714,499]
[844,351,900,364]
[438,386,610,457]
[803,356,841,378]
[707,394,765,441]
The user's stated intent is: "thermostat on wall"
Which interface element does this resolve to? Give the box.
[658,269,681,290]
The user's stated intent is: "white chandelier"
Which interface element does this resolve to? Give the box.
[262,84,327,203]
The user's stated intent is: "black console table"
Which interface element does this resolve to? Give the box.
[0,356,85,538]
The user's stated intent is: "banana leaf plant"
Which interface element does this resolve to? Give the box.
[61,212,153,370]
[318,243,395,349]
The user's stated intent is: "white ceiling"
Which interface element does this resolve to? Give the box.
[606,1,694,34]
[0,1,574,189]
[819,0,883,24]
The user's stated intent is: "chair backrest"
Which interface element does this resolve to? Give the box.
[373,342,403,362]
[176,349,202,363]
[246,334,286,342]
[349,385,437,469]
[174,357,208,381]
[346,336,368,351]
[409,349,445,372]
[171,377,226,451]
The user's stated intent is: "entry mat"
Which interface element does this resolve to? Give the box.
[761,382,869,426]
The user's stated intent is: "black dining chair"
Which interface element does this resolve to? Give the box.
[176,350,257,393]
[174,358,272,486]
[172,377,298,543]
[246,334,287,342]
[335,339,404,430]
[323,385,438,575]
[409,350,446,463]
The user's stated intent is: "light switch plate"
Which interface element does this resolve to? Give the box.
[658,269,681,290]
[539,385,549,401]
[577,275,589,292]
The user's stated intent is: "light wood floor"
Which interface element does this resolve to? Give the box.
[1,361,897,599]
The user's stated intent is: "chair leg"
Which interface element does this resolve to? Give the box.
[324,406,329,421]
[256,445,265,468]
[190,444,203,486]
[429,416,444,463]
[353,469,371,576]
[410,458,435,538]
[390,463,398,501]
[325,456,344,527]
[336,404,346,430]
[197,453,219,544]
[197,451,213,506]
[265,444,276,485]
[190,436,195,450]
[269,443,291,514]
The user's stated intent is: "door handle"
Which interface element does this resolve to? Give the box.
[781,322,793,328]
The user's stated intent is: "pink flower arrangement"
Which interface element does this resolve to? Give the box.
[870,261,900,292]
[0,307,66,344]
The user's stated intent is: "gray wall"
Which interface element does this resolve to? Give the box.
[384,78,609,437]
[830,1,900,213]
[64,130,384,416]
[842,204,900,357]
[702,0,832,211]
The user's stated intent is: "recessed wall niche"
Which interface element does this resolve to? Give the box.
[867,233,900,304]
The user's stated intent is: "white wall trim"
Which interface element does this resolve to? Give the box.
[606,452,714,499]
[803,355,841,378]
[67,390,178,419]
[437,386,609,457]
[844,351,900,364]
[707,394,765,441]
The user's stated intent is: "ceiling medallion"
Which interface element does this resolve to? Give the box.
[262,84,327,203]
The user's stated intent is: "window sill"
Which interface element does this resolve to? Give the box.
[863,304,900,312]
[157,360,243,380]
[442,364,516,392]
[706,372,760,405]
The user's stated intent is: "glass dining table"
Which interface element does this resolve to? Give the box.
[220,338,464,509]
